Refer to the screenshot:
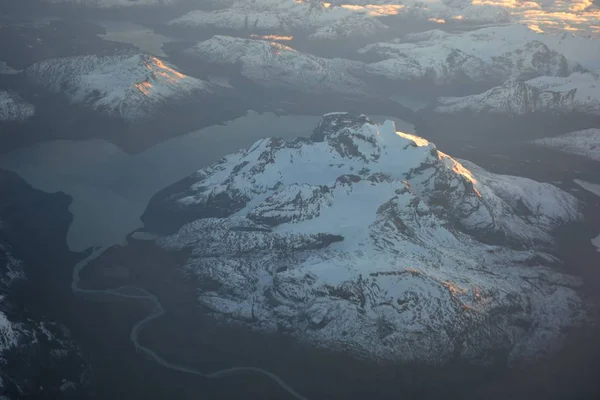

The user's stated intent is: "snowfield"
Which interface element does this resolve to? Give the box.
[142,113,588,365]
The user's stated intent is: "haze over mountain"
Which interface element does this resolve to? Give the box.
[0,1,599,399]
[142,114,588,365]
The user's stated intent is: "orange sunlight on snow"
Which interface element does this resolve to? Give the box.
[438,151,482,198]
[429,18,446,24]
[471,0,600,35]
[135,57,191,94]
[150,57,186,80]
[339,4,404,16]
[250,34,294,41]
[396,131,430,147]
[135,81,152,95]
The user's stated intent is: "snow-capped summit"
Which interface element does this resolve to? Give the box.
[185,36,366,95]
[360,26,580,86]
[142,113,586,365]
[25,53,211,122]
[307,12,389,41]
[0,91,35,122]
[434,72,600,116]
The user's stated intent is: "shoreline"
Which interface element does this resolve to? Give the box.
[73,220,600,400]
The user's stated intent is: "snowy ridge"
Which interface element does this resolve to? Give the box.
[434,72,600,115]
[144,113,586,365]
[307,13,389,41]
[25,54,211,122]
[0,91,35,122]
[360,26,581,85]
[329,1,600,37]
[185,36,366,95]
[168,0,389,40]
[533,128,600,162]
[391,25,599,70]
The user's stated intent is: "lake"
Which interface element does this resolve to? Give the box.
[0,111,414,251]
[96,20,174,57]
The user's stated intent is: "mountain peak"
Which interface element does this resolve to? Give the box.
[141,114,585,365]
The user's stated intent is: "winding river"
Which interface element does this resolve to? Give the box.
[71,247,309,400]
[0,111,414,399]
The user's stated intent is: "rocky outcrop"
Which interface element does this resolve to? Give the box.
[434,72,600,116]
[360,28,579,86]
[0,170,88,398]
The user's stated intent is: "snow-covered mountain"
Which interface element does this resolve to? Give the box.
[181,1,600,39]
[168,0,389,40]
[0,91,35,122]
[307,12,389,41]
[25,53,211,123]
[434,72,600,116]
[533,128,600,162]
[142,113,586,365]
[360,26,582,86]
[335,0,600,36]
[184,36,366,95]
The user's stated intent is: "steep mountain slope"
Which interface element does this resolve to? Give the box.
[336,0,600,36]
[360,26,582,86]
[533,128,600,162]
[0,91,35,122]
[307,13,389,41]
[25,53,212,123]
[434,72,600,116]
[142,113,587,365]
[184,36,366,95]
[0,170,88,398]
